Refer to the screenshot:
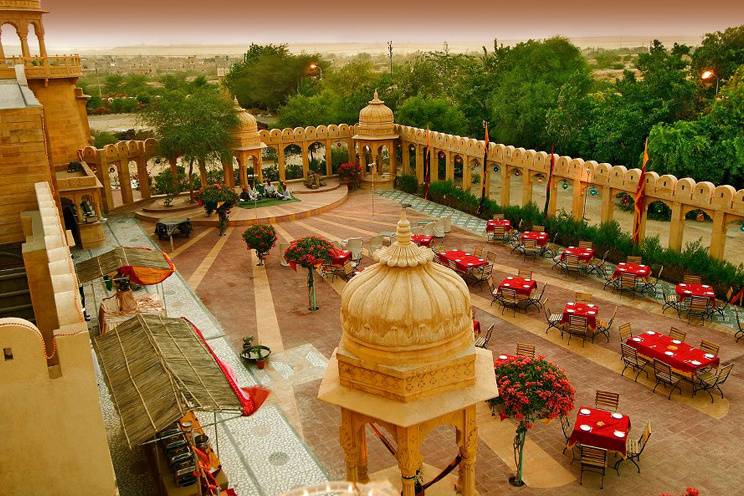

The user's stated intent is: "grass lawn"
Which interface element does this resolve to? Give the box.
[236,197,299,209]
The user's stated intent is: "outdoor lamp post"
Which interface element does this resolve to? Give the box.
[309,63,323,79]
[701,69,719,95]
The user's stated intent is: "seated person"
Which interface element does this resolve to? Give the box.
[264,180,278,197]
[277,181,292,200]
[239,186,258,202]
[254,182,266,197]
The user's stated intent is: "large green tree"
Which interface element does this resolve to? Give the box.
[396,96,467,136]
[225,44,324,111]
[140,85,238,199]
[692,25,744,82]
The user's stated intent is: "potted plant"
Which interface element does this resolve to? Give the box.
[284,236,335,311]
[195,183,238,216]
[241,336,272,369]
[338,162,363,191]
[488,355,575,487]
[242,224,277,266]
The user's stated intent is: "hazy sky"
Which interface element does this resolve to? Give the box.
[37,0,744,49]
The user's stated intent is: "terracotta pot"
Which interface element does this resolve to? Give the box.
[256,359,266,369]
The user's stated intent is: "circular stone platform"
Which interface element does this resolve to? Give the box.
[135,180,348,227]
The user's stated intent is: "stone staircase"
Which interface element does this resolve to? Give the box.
[0,245,34,322]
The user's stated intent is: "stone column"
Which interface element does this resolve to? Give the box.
[484,159,491,198]
[255,152,264,182]
[359,144,367,175]
[445,151,454,181]
[457,406,478,496]
[136,156,151,199]
[95,159,113,213]
[401,142,410,175]
[396,426,422,496]
[415,145,423,183]
[709,211,727,260]
[356,423,369,483]
[117,159,133,204]
[636,199,648,243]
[463,158,472,192]
[0,32,5,59]
[521,170,533,206]
[340,409,360,483]
[277,146,286,182]
[430,148,438,182]
[325,139,333,176]
[500,165,510,207]
[301,142,310,179]
[668,202,684,251]
[571,179,585,221]
[347,138,355,163]
[547,178,558,217]
[389,142,397,176]
[238,154,248,189]
[18,28,30,58]
[37,30,48,58]
[600,186,614,223]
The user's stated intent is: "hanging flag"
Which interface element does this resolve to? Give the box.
[477,121,490,215]
[423,128,432,200]
[631,139,649,244]
[543,145,555,217]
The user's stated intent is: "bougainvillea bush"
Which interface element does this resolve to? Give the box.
[490,355,575,425]
[660,488,699,496]
[195,183,238,214]
[338,162,363,191]
[242,224,277,264]
[283,236,336,311]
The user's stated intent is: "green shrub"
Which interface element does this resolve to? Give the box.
[395,174,419,194]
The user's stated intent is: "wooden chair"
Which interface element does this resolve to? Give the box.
[565,314,589,346]
[626,255,642,263]
[693,363,734,402]
[642,265,664,296]
[526,283,547,311]
[578,240,593,250]
[594,390,620,411]
[490,225,507,243]
[668,327,687,342]
[467,262,493,287]
[472,246,484,257]
[620,343,649,381]
[520,238,540,260]
[579,446,608,489]
[618,272,639,297]
[619,322,632,342]
[575,291,592,303]
[595,306,617,343]
[339,261,358,281]
[499,288,523,316]
[533,225,545,232]
[615,421,651,475]
[699,339,720,356]
[474,324,495,349]
[560,415,573,456]
[488,278,500,306]
[587,249,609,277]
[687,296,712,323]
[516,343,535,358]
[517,269,533,279]
[715,287,733,317]
[492,213,504,220]
[544,301,563,336]
[563,254,582,276]
[652,359,683,399]
[661,288,682,317]
[683,274,702,285]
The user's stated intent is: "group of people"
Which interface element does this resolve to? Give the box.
[239,179,293,203]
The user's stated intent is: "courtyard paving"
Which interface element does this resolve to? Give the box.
[122,189,743,495]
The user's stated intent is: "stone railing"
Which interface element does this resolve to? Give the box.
[0,55,82,79]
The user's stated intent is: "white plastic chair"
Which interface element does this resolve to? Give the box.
[432,219,446,238]
[347,237,363,261]
[366,235,384,257]
[442,216,452,233]
[422,222,435,236]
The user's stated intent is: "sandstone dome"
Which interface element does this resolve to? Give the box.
[354,90,397,140]
[0,1,43,10]
[232,98,262,150]
[340,209,473,366]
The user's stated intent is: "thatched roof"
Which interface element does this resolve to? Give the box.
[95,314,242,447]
[75,247,171,284]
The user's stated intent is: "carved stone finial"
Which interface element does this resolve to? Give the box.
[374,208,433,267]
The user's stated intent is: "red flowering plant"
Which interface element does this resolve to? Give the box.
[660,488,700,496]
[242,224,277,266]
[283,236,335,311]
[489,355,575,487]
[338,162,363,191]
[194,183,238,215]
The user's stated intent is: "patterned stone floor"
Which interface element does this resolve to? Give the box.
[92,189,744,495]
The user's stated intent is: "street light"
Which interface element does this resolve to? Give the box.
[701,69,719,95]
[309,63,323,79]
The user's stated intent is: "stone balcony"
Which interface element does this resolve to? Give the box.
[0,55,82,79]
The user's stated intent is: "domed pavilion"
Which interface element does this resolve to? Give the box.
[353,90,398,177]
[318,208,498,495]
[225,98,266,189]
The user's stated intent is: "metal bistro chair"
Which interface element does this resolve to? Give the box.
[544,300,564,336]
[526,283,547,312]
[587,249,609,278]
[668,327,687,342]
[578,240,593,250]
[595,305,617,343]
[715,287,733,318]
[489,225,507,243]
[565,314,589,347]
[579,446,608,489]
[520,238,541,261]
[618,272,639,298]
[533,225,545,232]
[686,296,713,324]
[652,359,683,399]
[661,287,683,317]
[618,322,633,342]
[499,288,524,317]
[474,324,495,349]
[467,262,493,288]
[699,339,720,356]
[643,265,664,296]
[736,309,744,342]
[563,254,583,277]
[516,342,536,358]
[683,274,702,285]
[626,255,642,264]
[693,363,734,402]
[595,390,620,411]
[517,269,533,279]
[543,232,560,259]
[560,414,575,459]
[615,421,651,475]
[575,291,592,303]
[620,343,650,381]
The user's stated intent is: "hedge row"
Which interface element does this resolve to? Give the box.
[395,176,744,297]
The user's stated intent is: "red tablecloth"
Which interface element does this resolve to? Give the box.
[675,283,716,306]
[330,248,352,266]
[411,234,433,247]
[626,331,720,374]
[561,302,599,328]
[521,231,549,246]
[438,250,488,271]
[561,246,594,262]
[498,276,537,296]
[613,262,651,280]
[486,219,512,232]
[493,353,516,367]
[567,406,631,456]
